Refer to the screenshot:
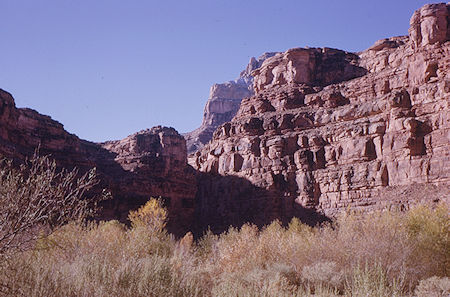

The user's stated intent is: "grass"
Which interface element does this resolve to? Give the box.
[0,199,448,296]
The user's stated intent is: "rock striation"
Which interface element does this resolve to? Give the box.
[191,3,450,231]
[184,52,276,154]
[0,3,449,236]
[0,89,196,236]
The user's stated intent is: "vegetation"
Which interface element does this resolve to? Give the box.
[0,153,106,262]
[0,155,448,296]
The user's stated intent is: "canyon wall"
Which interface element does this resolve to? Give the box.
[191,3,450,232]
[0,89,196,236]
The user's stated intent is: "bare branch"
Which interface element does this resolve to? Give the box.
[0,152,109,261]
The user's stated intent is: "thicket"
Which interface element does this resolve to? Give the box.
[0,155,448,296]
[0,153,106,263]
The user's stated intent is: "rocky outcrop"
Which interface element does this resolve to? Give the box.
[0,89,90,169]
[191,3,450,230]
[97,127,197,234]
[409,3,449,48]
[252,48,366,93]
[184,53,276,154]
[0,89,196,236]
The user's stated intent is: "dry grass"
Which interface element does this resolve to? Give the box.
[0,198,448,296]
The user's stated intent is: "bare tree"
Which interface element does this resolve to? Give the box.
[0,152,107,260]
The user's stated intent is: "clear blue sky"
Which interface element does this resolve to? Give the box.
[0,0,434,142]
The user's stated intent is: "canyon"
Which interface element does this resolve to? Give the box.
[191,3,450,232]
[0,3,449,236]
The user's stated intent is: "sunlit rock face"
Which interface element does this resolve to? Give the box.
[191,3,450,230]
[184,52,276,154]
[409,3,449,48]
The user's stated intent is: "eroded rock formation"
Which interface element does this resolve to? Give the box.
[191,3,450,230]
[0,89,196,236]
[184,52,276,154]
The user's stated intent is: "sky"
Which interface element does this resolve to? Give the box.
[0,0,435,142]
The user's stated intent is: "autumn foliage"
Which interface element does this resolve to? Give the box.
[0,156,448,296]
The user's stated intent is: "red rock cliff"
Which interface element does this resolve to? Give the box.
[0,89,196,236]
[191,3,450,231]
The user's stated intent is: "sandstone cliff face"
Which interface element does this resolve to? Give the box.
[409,2,450,48]
[97,127,197,234]
[184,53,276,154]
[0,89,90,169]
[0,90,196,236]
[191,3,450,230]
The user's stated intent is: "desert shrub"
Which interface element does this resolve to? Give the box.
[196,228,219,260]
[0,217,203,297]
[212,223,260,274]
[405,203,449,278]
[128,198,167,232]
[415,276,450,297]
[127,198,175,257]
[345,262,405,297]
[212,263,340,297]
[212,266,301,297]
[287,217,315,235]
[301,261,344,292]
[0,194,447,296]
[256,220,289,264]
[0,153,106,262]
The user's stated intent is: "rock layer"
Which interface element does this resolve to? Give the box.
[184,53,276,154]
[191,3,450,230]
[0,89,196,236]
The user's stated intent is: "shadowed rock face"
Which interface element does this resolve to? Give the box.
[0,90,196,236]
[1,88,323,236]
[96,127,197,235]
[192,3,450,224]
[184,52,276,154]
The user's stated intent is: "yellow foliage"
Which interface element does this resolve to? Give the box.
[405,203,450,276]
[1,203,448,296]
[128,198,168,232]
